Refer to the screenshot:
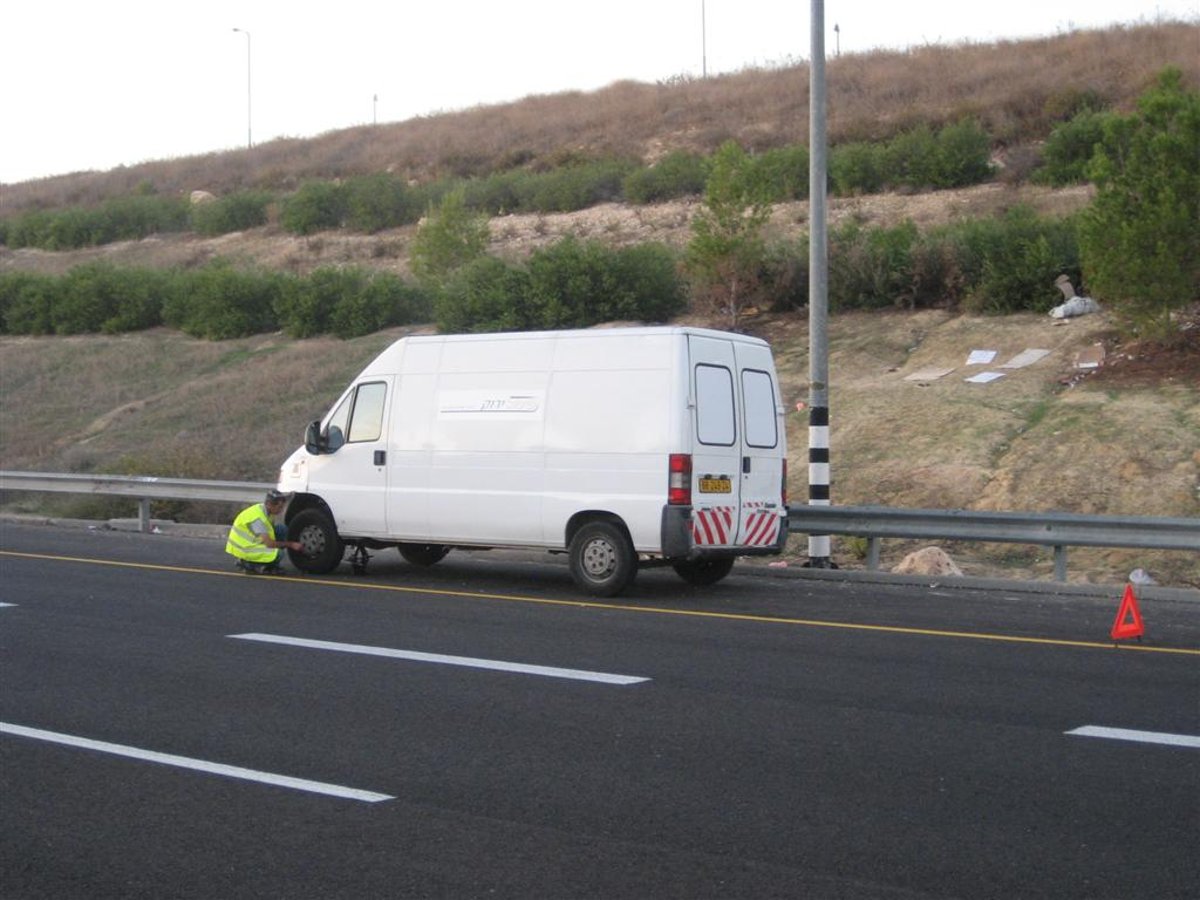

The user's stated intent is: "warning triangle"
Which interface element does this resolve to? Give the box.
[1110,584,1146,641]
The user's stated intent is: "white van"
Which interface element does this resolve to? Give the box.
[276,326,788,595]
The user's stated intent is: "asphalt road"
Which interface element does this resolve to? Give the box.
[2,521,1198,899]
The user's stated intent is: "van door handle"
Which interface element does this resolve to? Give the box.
[374,450,387,466]
[742,456,751,474]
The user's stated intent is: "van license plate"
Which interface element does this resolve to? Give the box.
[699,477,732,493]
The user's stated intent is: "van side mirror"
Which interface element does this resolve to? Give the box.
[304,420,323,455]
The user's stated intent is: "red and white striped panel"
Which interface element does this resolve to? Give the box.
[690,506,735,546]
[740,502,782,547]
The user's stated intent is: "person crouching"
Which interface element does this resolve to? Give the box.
[226,489,303,574]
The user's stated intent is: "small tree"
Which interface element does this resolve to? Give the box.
[685,141,772,330]
[409,188,490,287]
[1079,68,1200,340]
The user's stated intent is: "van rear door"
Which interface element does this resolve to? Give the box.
[732,343,785,548]
[688,336,742,548]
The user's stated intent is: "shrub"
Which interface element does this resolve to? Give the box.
[436,256,535,333]
[829,221,920,310]
[830,141,885,195]
[162,262,283,339]
[623,151,710,204]
[275,267,366,338]
[344,174,421,232]
[190,190,273,235]
[0,272,57,334]
[331,273,433,338]
[749,145,810,201]
[933,119,993,188]
[410,189,490,285]
[1034,109,1116,186]
[513,158,635,213]
[44,263,168,334]
[1079,67,1200,339]
[959,207,1080,314]
[280,180,348,234]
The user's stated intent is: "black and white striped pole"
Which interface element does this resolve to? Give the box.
[807,0,834,567]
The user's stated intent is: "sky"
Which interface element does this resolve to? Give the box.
[1,1,1195,185]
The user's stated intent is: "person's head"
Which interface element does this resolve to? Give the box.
[264,489,291,513]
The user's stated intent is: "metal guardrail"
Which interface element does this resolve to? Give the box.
[0,471,272,534]
[2,471,1196,582]
[789,505,1199,581]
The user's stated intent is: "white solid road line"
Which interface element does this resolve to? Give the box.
[0,722,394,803]
[230,632,651,685]
[0,603,15,607]
[1066,725,1200,749]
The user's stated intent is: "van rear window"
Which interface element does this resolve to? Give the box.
[742,369,778,448]
[695,364,735,446]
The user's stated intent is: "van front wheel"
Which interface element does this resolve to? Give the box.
[672,557,735,586]
[287,508,345,574]
[568,521,637,597]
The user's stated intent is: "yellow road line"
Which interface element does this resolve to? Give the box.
[3,549,1198,657]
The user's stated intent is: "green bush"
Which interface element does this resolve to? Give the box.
[410,188,491,286]
[280,181,348,234]
[50,262,169,334]
[933,119,993,188]
[829,221,920,310]
[1079,68,1200,339]
[190,190,273,236]
[436,256,536,333]
[1034,109,1115,186]
[331,273,432,338]
[0,194,189,250]
[435,237,684,333]
[749,145,810,202]
[957,207,1080,314]
[623,151,710,204]
[513,158,635,213]
[275,267,365,338]
[344,174,422,232]
[527,237,684,327]
[830,141,885,195]
[0,271,57,334]
[162,262,283,339]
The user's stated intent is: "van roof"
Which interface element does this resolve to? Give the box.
[398,325,769,346]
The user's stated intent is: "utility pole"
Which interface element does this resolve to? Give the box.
[232,28,252,149]
[807,0,833,568]
[701,1,708,78]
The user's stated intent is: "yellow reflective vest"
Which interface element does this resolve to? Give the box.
[225,503,278,564]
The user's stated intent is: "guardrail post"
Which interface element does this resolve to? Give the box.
[866,537,881,571]
[1053,545,1067,582]
[138,498,151,534]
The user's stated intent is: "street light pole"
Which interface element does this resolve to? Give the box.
[807,0,833,567]
[232,27,252,149]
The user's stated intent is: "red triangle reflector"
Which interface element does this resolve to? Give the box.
[1110,584,1145,641]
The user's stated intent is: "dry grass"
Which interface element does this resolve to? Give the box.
[2,22,1195,215]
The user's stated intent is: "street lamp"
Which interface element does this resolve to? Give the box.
[232,27,252,148]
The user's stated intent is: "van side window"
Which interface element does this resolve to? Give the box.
[347,382,387,442]
[742,369,778,449]
[695,364,736,446]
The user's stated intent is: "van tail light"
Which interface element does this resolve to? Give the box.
[668,453,692,506]
[781,459,788,506]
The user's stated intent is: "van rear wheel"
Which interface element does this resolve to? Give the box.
[568,521,637,597]
[287,508,344,574]
[398,543,450,566]
[672,557,735,586]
